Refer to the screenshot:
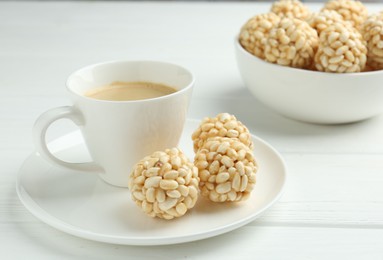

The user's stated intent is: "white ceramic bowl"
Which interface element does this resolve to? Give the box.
[235,39,383,124]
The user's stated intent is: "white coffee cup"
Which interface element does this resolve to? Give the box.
[33,60,194,187]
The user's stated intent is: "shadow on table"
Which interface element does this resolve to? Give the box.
[190,85,381,139]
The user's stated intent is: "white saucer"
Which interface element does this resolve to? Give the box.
[17,119,286,245]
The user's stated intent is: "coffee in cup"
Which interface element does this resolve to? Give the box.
[85,81,177,101]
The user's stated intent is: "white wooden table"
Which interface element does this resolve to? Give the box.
[2,1,383,259]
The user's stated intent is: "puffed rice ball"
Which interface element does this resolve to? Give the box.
[192,113,253,153]
[271,0,311,20]
[322,0,368,29]
[264,18,318,68]
[239,13,281,59]
[314,22,367,73]
[194,137,257,203]
[361,14,383,70]
[307,10,345,35]
[128,148,199,220]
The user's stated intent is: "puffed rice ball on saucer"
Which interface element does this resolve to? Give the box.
[191,113,253,153]
[194,137,258,203]
[128,148,199,220]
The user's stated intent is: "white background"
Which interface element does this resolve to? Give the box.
[1,1,383,259]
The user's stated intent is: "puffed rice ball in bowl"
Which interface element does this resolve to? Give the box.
[235,36,383,124]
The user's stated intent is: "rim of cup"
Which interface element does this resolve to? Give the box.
[66,60,195,103]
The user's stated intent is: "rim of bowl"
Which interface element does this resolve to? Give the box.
[235,37,383,77]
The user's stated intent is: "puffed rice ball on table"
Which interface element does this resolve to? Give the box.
[314,22,367,73]
[264,17,318,69]
[322,0,368,30]
[239,13,281,59]
[361,13,383,70]
[306,10,345,35]
[271,0,311,20]
[128,148,199,220]
[191,113,253,153]
[195,137,258,203]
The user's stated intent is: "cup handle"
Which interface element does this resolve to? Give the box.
[33,106,102,172]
